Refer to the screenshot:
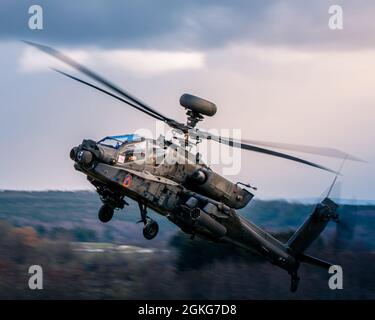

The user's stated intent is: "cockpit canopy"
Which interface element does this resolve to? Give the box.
[98,133,201,166]
[98,134,144,149]
[98,134,168,165]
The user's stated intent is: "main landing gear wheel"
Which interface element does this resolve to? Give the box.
[143,219,159,240]
[98,204,114,223]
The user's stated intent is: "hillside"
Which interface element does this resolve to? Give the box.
[0,190,373,249]
[0,191,374,299]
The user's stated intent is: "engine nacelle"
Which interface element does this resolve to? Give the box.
[190,169,208,185]
[185,168,254,209]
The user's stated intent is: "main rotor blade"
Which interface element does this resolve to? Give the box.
[52,68,166,122]
[194,129,338,173]
[238,138,364,162]
[24,40,173,123]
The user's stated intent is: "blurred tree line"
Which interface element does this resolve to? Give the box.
[0,220,373,299]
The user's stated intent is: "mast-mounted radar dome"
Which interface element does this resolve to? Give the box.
[180,93,217,128]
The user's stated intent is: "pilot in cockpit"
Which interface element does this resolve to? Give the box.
[127,154,137,162]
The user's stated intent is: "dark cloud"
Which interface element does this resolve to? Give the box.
[1,0,374,50]
[2,0,246,48]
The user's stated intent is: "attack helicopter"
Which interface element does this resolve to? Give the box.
[26,41,362,292]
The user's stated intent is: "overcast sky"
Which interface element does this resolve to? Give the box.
[0,0,374,200]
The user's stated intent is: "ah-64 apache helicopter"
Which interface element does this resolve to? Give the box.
[26,41,362,292]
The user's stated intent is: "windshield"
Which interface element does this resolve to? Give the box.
[98,137,123,149]
[98,134,143,149]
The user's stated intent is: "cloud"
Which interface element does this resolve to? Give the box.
[0,40,373,199]
[2,0,375,50]
[18,47,89,73]
[98,50,205,75]
[18,46,205,75]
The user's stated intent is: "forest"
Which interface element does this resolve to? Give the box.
[0,191,373,299]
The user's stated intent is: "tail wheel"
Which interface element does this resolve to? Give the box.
[143,219,159,240]
[98,204,114,223]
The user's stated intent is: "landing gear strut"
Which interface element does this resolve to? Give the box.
[93,183,128,223]
[98,204,114,223]
[138,200,159,240]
